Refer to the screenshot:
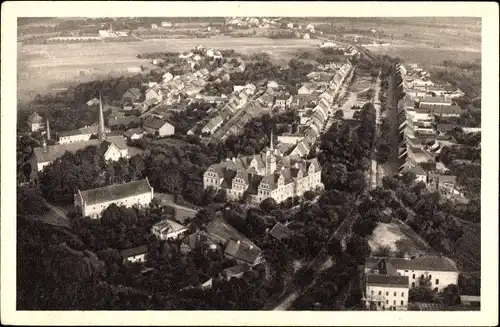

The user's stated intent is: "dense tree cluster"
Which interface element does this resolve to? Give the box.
[18,72,163,133]
[224,111,300,157]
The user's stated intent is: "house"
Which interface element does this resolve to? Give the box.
[27,112,45,132]
[277,133,304,145]
[151,219,188,240]
[74,178,154,219]
[122,88,142,103]
[320,41,336,48]
[123,127,146,140]
[161,21,172,27]
[86,97,100,107]
[289,140,311,157]
[120,245,148,264]
[193,54,202,62]
[163,72,174,82]
[286,23,294,29]
[306,24,315,31]
[416,104,462,117]
[297,84,314,95]
[364,256,459,292]
[364,274,409,311]
[202,115,224,135]
[143,116,175,137]
[224,240,263,266]
[32,102,128,175]
[145,88,163,102]
[267,80,280,89]
[275,94,294,109]
[269,222,294,241]
[303,33,310,40]
[220,263,251,281]
[123,102,134,111]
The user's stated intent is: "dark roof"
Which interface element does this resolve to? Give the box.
[28,112,44,123]
[59,129,83,137]
[417,104,462,115]
[222,263,251,278]
[224,240,261,265]
[366,274,409,288]
[143,116,171,130]
[33,136,126,163]
[269,222,294,241]
[120,244,148,258]
[78,179,152,206]
[124,88,141,98]
[366,256,458,272]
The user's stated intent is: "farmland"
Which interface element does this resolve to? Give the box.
[18,37,321,104]
[365,44,481,66]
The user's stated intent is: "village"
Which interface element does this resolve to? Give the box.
[17,16,481,312]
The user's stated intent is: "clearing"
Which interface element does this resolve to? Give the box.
[369,221,432,256]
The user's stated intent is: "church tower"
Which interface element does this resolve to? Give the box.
[267,130,276,175]
[46,118,51,141]
[98,92,107,141]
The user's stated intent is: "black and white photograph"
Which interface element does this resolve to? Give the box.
[1,1,498,326]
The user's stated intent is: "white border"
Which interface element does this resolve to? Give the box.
[1,1,498,326]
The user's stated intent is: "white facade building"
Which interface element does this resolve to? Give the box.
[74,178,154,219]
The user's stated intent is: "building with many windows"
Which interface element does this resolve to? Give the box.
[203,133,322,204]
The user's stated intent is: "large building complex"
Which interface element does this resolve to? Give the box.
[203,133,323,204]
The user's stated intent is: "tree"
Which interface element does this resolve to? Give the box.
[334,110,344,119]
[345,234,371,264]
[101,204,138,227]
[372,245,392,257]
[260,197,278,213]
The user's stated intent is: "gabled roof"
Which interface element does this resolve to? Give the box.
[366,274,409,288]
[120,244,148,258]
[28,112,44,124]
[366,256,458,272]
[123,127,146,138]
[124,88,141,98]
[222,263,251,279]
[78,179,152,206]
[224,240,261,265]
[269,222,294,241]
[143,116,171,130]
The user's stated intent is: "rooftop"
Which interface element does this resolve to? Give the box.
[120,244,148,258]
[269,222,294,241]
[366,256,458,273]
[78,179,152,206]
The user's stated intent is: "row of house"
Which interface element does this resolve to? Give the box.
[201,84,256,135]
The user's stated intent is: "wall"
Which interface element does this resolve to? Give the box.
[80,192,153,219]
[159,123,175,137]
[396,269,459,292]
[365,285,409,311]
[126,253,146,263]
[59,133,92,144]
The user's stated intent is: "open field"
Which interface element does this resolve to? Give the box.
[18,37,321,104]
[365,44,481,66]
[368,221,432,256]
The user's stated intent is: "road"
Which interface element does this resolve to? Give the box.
[370,71,382,189]
[40,197,71,228]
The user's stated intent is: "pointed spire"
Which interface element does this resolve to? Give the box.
[270,129,274,151]
[98,91,106,141]
[46,118,51,140]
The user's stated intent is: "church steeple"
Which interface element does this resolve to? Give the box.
[46,118,51,140]
[98,91,106,141]
[270,129,274,151]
